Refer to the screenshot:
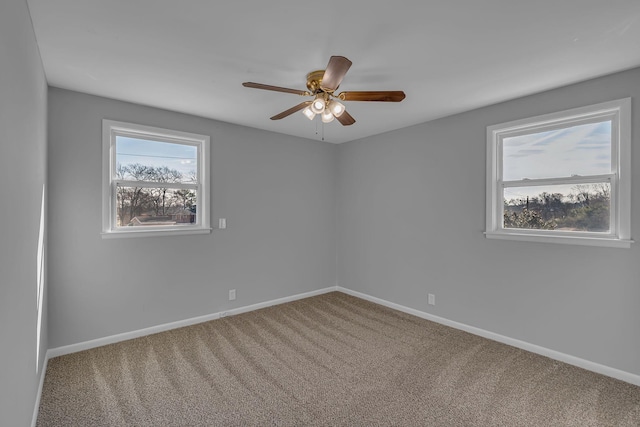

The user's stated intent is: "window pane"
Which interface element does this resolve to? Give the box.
[116,136,197,184]
[503,183,610,232]
[116,185,197,227]
[502,121,611,181]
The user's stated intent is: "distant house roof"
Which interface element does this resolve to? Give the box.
[128,216,176,226]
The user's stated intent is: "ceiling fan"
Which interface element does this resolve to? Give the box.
[242,56,406,126]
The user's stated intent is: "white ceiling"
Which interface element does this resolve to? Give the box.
[27,0,640,144]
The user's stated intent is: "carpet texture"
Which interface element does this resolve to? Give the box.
[37,292,640,426]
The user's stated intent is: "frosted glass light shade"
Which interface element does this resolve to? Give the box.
[311,97,326,114]
[328,100,345,117]
[321,109,335,123]
[302,106,316,120]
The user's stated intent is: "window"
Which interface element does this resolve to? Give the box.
[102,120,211,238]
[486,98,631,248]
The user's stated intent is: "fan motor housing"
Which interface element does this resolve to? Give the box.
[306,70,326,93]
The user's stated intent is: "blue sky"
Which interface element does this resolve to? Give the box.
[502,120,611,200]
[502,120,611,181]
[116,136,197,182]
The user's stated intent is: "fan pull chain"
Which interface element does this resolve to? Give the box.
[315,119,324,141]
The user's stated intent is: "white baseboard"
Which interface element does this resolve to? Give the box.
[337,286,640,387]
[47,286,337,359]
[220,286,338,317]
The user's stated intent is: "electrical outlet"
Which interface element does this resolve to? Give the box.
[428,293,435,306]
[229,289,236,301]
[219,218,227,229]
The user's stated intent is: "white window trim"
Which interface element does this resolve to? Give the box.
[485,98,632,248]
[102,120,211,238]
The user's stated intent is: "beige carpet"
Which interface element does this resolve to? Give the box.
[37,292,640,426]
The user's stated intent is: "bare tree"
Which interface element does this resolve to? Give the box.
[116,163,188,224]
[147,166,183,215]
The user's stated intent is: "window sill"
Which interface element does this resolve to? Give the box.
[484,231,633,248]
[102,227,212,239]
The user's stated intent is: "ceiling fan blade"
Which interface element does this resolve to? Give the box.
[320,56,352,92]
[338,91,406,102]
[270,101,312,120]
[243,82,310,96]
[336,110,356,126]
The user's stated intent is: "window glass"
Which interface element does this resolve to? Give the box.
[502,121,611,181]
[116,136,197,184]
[116,185,197,227]
[503,183,610,232]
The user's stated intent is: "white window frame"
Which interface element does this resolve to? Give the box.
[485,98,632,248]
[102,120,211,238]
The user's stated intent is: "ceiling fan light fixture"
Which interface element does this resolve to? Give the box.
[321,109,335,123]
[311,96,326,114]
[327,100,345,117]
[242,56,405,127]
[301,106,316,120]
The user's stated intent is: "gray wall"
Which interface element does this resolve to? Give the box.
[0,0,48,425]
[337,67,640,376]
[47,88,337,348]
